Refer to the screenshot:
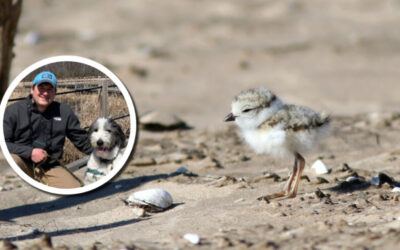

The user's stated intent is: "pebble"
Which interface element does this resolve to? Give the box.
[284,231,296,238]
[271,202,282,208]
[301,175,311,182]
[316,177,329,184]
[140,111,188,131]
[371,177,380,186]
[24,31,40,45]
[31,227,40,235]
[176,167,189,174]
[341,163,352,172]
[262,171,281,180]
[280,212,288,217]
[370,194,382,201]
[315,188,327,199]
[183,233,201,245]
[311,160,329,175]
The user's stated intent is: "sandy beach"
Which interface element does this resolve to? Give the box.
[2,0,400,249]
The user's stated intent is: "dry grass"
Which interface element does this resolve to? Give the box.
[8,79,131,164]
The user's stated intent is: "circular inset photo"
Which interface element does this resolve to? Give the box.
[0,56,138,195]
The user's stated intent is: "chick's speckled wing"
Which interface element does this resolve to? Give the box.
[261,104,330,131]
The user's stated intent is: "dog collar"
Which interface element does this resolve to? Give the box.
[86,168,106,176]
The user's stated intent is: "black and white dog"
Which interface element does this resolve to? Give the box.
[84,117,127,184]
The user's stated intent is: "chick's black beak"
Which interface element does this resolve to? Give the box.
[224,113,236,122]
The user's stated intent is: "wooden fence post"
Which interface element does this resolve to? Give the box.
[0,0,22,102]
[99,79,108,117]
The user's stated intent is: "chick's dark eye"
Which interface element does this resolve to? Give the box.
[243,108,252,113]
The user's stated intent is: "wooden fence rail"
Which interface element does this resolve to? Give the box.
[8,86,103,102]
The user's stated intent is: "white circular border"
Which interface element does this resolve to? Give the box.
[0,55,138,195]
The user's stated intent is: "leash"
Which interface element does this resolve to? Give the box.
[33,156,84,187]
[32,161,48,185]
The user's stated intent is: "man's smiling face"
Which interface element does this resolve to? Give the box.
[31,82,56,112]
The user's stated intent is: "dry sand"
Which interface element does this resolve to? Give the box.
[2,0,400,249]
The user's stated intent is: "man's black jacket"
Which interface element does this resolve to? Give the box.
[4,95,92,162]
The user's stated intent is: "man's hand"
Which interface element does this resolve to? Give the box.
[31,148,48,163]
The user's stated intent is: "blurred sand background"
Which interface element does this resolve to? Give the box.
[2,0,400,249]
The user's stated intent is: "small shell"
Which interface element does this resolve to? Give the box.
[311,160,329,175]
[346,176,358,182]
[126,189,173,212]
[392,187,400,193]
[183,233,201,245]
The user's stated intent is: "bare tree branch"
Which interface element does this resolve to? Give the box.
[0,0,22,102]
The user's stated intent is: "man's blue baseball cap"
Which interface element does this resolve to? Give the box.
[33,71,57,88]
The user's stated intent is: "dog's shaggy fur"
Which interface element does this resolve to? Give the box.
[84,117,127,184]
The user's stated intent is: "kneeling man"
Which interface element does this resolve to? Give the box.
[4,71,92,188]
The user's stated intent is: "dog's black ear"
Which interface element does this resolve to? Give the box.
[111,119,127,148]
[119,130,127,148]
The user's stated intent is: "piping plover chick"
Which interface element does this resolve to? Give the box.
[224,88,330,201]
